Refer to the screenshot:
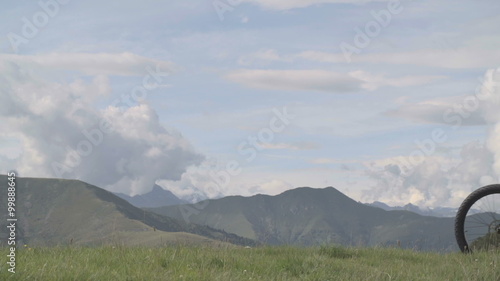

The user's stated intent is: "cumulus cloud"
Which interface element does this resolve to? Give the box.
[158,157,294,201]
[364,142,496,208]
[0,54,202,196]
[364,68,500,208]
[157,159,230,203]
[225,69,443,93]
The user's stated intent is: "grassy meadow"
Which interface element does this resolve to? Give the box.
[0,245,498,281]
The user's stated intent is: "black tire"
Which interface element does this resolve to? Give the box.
[455,184,500,253]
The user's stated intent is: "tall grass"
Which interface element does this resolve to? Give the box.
[0,245,498,280]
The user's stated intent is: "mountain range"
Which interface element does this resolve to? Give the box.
[0,175,460,251]
[150,187,458,251]
[366,201,457,217]
[0,175,254,247]
[114,183,458,218]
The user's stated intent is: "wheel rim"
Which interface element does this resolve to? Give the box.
[463,193,500,251]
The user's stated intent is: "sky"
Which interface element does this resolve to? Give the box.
[1,0,500,208]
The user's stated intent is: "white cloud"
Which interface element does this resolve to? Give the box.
[387,68,500,126]
[364,68,500,208]
[226,69,359,93]
[237,49,292,66]
[0,138,22,159]
[250,179,293,195]
[297,49,500,69]
[363,142,496,208]
[488,123,500,176]
[0,55,202,196]
[386,96,488,126]
[158,157,295,200]
[349,70,446,91]
[158,159,231,202]
[225,69,444,93]
[296,51,346,63]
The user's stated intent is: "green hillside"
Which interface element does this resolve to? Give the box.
[150,187,457,251]
[0,175,254,247]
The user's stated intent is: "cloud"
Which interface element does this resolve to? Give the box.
[158,157,295,201]
[226,69,359,93]
[364,68,500,208]
[249,179,293,195]
[0,54,202,196]
[364,142,496,208]
[261,141,319,150]
[311,158,338,164]
[386,96,488,126]
[240,16,250,23]
[225,69,444,93]
[349,70,446,91]
[488,124,500,176]
[296,51,346,63]
[0,52,176,76]
[0,138,22,159]
[240,0,386,10]
[387,69,500,126]
[310,158,358,165]
[237,49,293,66]
[297,49,500,69]
[157,159,231,202]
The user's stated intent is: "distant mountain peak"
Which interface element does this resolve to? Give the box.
[150,184,167,194]
[366,201,457,217]
[115,184,186,208]
[279,186,342,195]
